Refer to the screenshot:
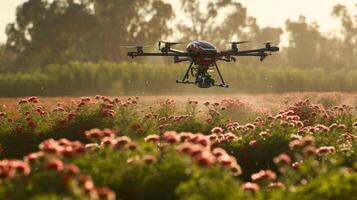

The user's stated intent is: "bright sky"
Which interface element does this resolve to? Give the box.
[239,0,356,34]
[0,0,356,43]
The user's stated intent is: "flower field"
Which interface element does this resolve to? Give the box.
[0,93,357,199]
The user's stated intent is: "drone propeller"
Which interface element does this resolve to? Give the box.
[228,41,251,51]
[120,45,151,53]
[158,41,184,52]
[228,41,251,45]
[261,42,279,52]
[261,41,278,48]
[120,45,151,49]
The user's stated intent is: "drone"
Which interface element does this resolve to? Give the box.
[122,40,279,88]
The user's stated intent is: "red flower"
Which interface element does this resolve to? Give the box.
[27,121,37,128]
[249,140,257,146]
[291,161,300,169]
[28,96,39,103]
[18,99,28,105]
[24,152,44,163]
[47,159,64,171]
[102,129,114,137]
[96,187,116,200]
[65,164,80,175]
[15,123,23,134]
[142,155,157,164]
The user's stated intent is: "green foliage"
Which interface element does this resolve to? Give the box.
[0,97,357,199]
[72,147,194,200]
[176,167,245,200]
[1,62,357,97]
[288,170,357,200]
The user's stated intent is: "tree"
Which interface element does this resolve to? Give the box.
[177,0,249,47]
[6,0,174,67]
[332,4,357,68]
[284,16,324,68]
[90,0,174,61]
[6,0,96,67]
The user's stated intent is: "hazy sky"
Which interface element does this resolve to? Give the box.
[0,0,356,43]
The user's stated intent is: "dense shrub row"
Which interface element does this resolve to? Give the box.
[1,62,357,96]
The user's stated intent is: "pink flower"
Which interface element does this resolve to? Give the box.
[217,154,232,167]
[212,148,226,157]
[245,123,256,130]
[47,159,64,171]
[211,127,224,134]
[142,155,157,164]
[18,99,28,105]
[144,134,160,143]
[241,182,260,193]
[303,146,316,155]
[196,151,215,166]
[316,146,335,154]
[289,139,304,150]
[85,128,102,140]
[251,169,276,182]
[268,182,285,188]
[102,129,115,137]
[115,136,132,148]
[24,152,44,163]
[179,132,194,141]
[273,153,291,165]
[163,131,180,144]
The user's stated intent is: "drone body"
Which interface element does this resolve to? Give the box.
[123,40,279,88]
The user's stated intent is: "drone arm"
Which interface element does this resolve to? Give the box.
[220,45,279,56]
[217,56,236,62]
[174,56,191,63]
[128,52,191,58]
[168,48,186,54]
[236,52,268,57]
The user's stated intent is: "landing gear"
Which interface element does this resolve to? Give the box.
[176,61,229,88]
